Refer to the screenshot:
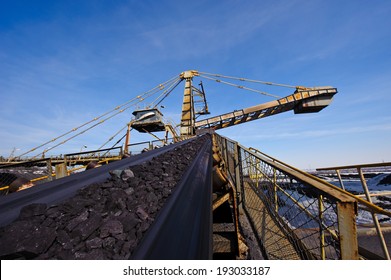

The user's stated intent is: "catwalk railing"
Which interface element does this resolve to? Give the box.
[317,163,391,260]
[0,158,54,195]
[215,134,361,259]
[0,138,175,196]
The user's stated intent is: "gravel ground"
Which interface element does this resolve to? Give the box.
[0,136,207,259]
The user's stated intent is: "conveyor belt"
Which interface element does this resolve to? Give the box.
[0,137,195,227]
[0,135,213,259]
[132,136,212,259]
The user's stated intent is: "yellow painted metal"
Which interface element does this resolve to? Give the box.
[318,195,326,260]
[55,163,67,179]
[213,165,228,190]
[180,76,195,138]
[0,186,9,191]
[124,122,132,154]
[250,162,339,242]
[273,168,278,213]
[246,156,348,257]
[250,147,391,218]
[165,124,179,142]
[336,169,345,190]
[179,70,200,138]
[317,162,391,259]
[248,151,356,204]
[358,167,390,259]
[195,87,337,131]
[337,201,359,260]
[317,161,391,170]
[216,134,360,259]
[356,191,391,198]
[180,70,199,79]
[46,159,53,181]
[229,182,241,257]
[212,191,231,211]
[211,134,241,257]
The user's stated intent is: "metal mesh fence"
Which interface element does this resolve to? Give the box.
[0,138,175,196]
[64,146,123,168]
[316,165,391,259]
[0,158,53,195]
[126,138,175,155]
[215,134,357,259]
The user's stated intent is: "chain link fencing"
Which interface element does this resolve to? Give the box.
[215,134,358,259]
[0,158,54,195]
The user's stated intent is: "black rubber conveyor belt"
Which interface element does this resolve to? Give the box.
[0,134,213,259]
[132,135,213,259]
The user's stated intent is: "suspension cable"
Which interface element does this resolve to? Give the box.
[102,133,128,157]
[97,123,129,151]
[199,74,281,98]
[148,77,181,107]
[153,78,183,107]
[19,75,179,159]
[199,71,303,89]
[96,74,181,153]
[33,108,127,158]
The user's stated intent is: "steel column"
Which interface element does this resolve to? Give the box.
[358,167,390,259]
[337,201,359,259]
[179,71,198,138]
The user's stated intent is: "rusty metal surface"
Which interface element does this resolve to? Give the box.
[214,133,360,259]
[337,202,359,259]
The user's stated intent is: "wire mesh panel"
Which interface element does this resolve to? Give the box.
[215,134,357,260]
[127,141,152,154]
[0,159,53,195]
[316,164,391,259]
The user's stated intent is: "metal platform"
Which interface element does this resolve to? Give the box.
[131,108,166,133]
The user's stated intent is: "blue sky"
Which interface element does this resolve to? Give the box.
[1,0,390,169]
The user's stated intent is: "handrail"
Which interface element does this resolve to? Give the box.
[249,147,391,218]
[215,134,359,259]
[0,158,52,169]
[0,137,196,227]
[317,162,391,170]
[315,162,391,260]
[64,146,123,157]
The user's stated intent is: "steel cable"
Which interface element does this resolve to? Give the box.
[16,75,179,159]
[152,78,183,108]
[97,123,129,151]
[198,74,281,98]
[199,71,303,89]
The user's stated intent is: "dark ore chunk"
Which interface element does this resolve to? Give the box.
[71,211,102,240]
[19,203,47,219]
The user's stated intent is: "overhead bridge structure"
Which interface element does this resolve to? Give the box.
[195,87,337,131]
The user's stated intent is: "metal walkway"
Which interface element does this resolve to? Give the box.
[214,134,391,260]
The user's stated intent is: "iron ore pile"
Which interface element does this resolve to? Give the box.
[0,136,207,259]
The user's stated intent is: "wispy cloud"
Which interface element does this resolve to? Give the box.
[135,1,298,60]
[223,116,391,142]
[1,0,391,168]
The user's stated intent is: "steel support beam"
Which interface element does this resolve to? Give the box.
[180,70,198,138]
[337,201,359,259]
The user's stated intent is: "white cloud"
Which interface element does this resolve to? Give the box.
[222,117,391,142]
